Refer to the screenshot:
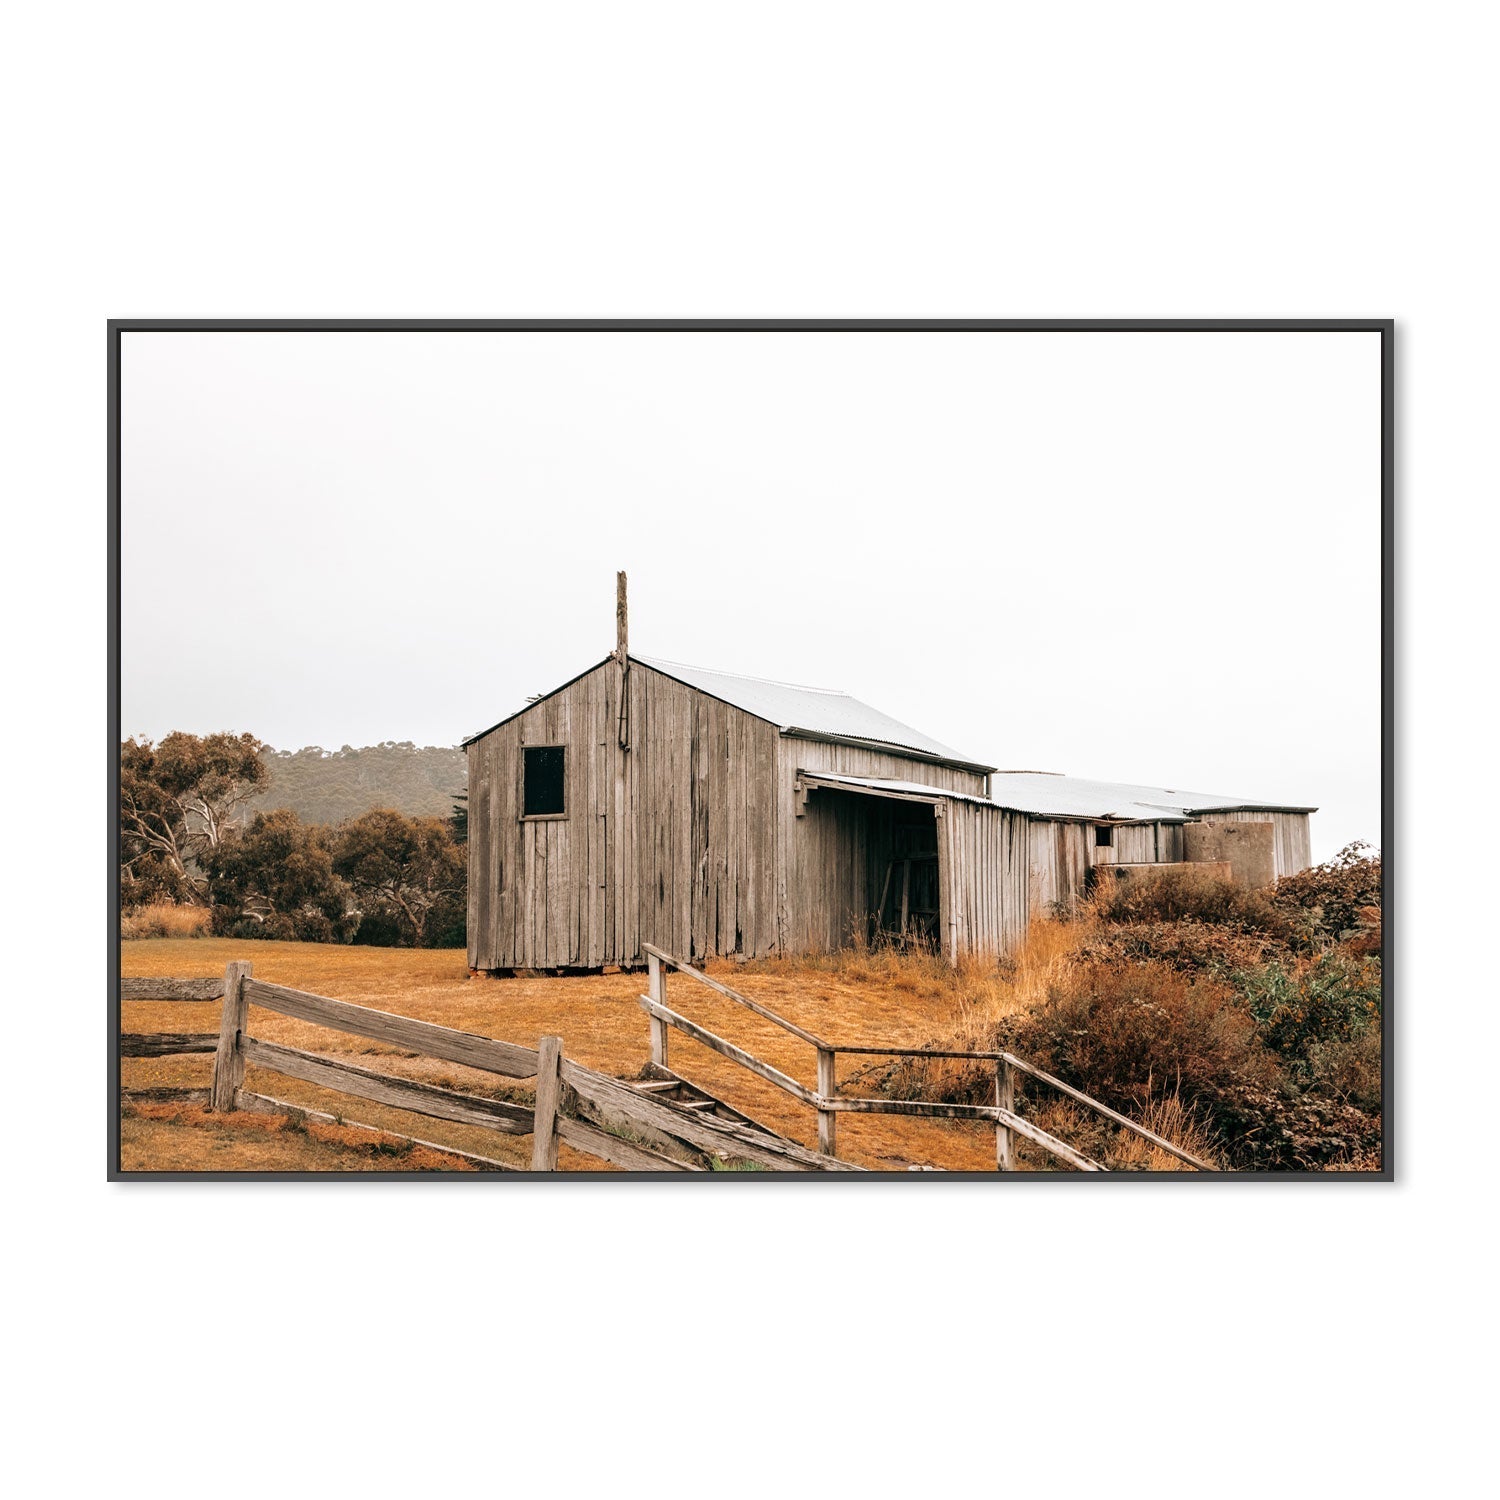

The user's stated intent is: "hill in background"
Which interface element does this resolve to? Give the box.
[248,742,467,827]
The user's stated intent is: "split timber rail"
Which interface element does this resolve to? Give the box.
[120,964,863,1173]
[640,943,1214,1172]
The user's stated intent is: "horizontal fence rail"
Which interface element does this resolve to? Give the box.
[120,1032,219,1058]
[238,1037,538,1135]
[639,995,818,1106]
[242,978,543,1080]
[121,977,225,1002]
[120,978,229,1060]
[638,943,1214,1173]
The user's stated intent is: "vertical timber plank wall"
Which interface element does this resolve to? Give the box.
[942,801,1030,960]
[466,661,781,969]
[1113,825,1156,865]
[1026,819,1093,916]
[787,740,987,797]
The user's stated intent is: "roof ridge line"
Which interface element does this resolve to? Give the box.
[635,653,849,697]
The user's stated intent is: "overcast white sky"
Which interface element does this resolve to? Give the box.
[121,330,1381,860]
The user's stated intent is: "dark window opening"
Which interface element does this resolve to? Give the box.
[1095,823,1114,848]
[523,746,566,817]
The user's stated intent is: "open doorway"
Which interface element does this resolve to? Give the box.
[796,777,947,955]
[868,800,940,948]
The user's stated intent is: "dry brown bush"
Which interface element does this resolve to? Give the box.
[1305,1025,1383,1112]
[120,903,214,940]
[1091,864,1294,939]
[1076,918,1284,977]
[1012,959,1276,1113]
[1271,841,1382,945]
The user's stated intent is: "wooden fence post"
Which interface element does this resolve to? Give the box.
[209,960,253,1112]
[996,1057,1014,1171]
[647,951,668,1070]
[817,1047,837,1156]
[531,1034,564,1171]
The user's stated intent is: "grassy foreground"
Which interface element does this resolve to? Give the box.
[121,850,1381,1173]
[119,939,1034,1172]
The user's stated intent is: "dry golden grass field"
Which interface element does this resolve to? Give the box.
[120,925,1199,1173]
[120,939,1013,1172]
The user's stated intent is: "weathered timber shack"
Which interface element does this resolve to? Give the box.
[464,580,1314,972]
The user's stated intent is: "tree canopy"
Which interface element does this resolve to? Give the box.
[203,810,355,943]
[120,732,268,905]
[332,809,466,947]
[120,734,469,947]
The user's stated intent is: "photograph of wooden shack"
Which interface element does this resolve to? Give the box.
[465,589,1314,973]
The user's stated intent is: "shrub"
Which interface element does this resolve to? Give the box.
[424,890,467,948]
[332,809,466,947]
[119,853,195,910]
[1076,918,1285,978]
[1305,1026,1383,1113]
[1230,951,1383,1073]
[1010,960,1275,1116]
[1090,865,1294,939]
[871,852,1383,1170]
[351,909,408,947]
[1002,959,1382,1171]
[1103,1093,1223,1172]
[349,888,465,949]
[120,903,213,940]
[1272,841,1382,947]
[221,916,271,942]
[205,809,356,942]
[1218,1084,1383,1171]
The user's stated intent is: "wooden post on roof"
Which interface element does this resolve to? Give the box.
[615,570,631,750]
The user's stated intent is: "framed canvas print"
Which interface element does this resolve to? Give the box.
[110,319,1390,1179]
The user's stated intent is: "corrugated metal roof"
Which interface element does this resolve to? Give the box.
[984,771,1316,822]
[637,656,992,770]
[800,769,1315,822]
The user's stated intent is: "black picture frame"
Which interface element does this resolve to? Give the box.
[108,318,1394,1182]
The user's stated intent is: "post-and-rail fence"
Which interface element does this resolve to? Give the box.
[122,964,605,1171]
[639,943,1214,1173]
[119,963,860,1173]
[120,952,1212,1173]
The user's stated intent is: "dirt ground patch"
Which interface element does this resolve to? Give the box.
[119,938,1007,1173]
